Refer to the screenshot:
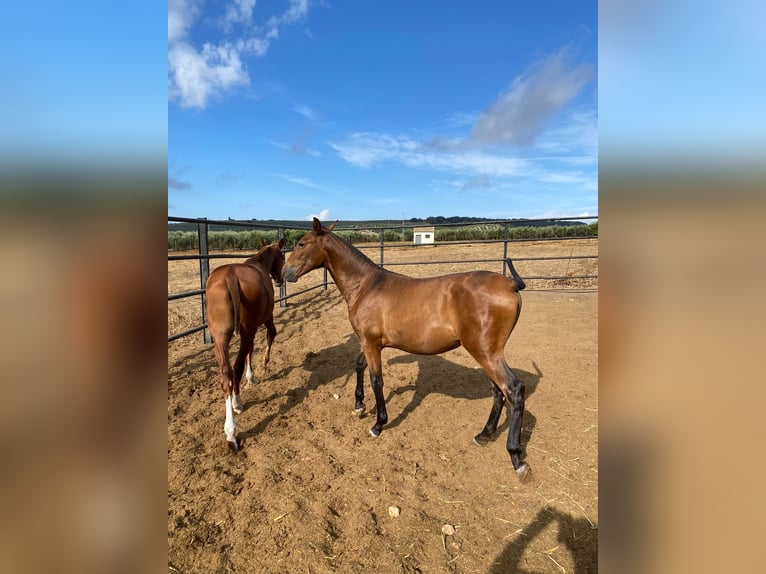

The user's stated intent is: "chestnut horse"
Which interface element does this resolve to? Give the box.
[205,238,285,450]
[283,219,530,478]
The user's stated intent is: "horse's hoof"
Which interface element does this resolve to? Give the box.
[353,406,366,418]
[472,435,488,447]
[233,406,244,415]
[515,462,530,482]
[227,439,239,452]
[369,427,381,438]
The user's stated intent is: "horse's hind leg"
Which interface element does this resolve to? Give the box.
[473,383,506,446]
[354,353,367,417]
[502,365,529,479]
[467,346,528,478]
[213,331,239,450]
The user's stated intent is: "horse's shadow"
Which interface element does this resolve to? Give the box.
[382,354,543,449]
[239,341,543,452]
[487,507,598,574]
[238,332,361,441]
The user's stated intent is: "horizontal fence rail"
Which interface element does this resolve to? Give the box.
[168,215,597,343]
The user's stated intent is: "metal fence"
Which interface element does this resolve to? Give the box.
[168,215,598,343]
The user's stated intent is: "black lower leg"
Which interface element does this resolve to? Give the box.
[263,321,276,370]
[369,371,388,437]
[505,372,526,470]
[354,353,367,412]
[474,384,506,445]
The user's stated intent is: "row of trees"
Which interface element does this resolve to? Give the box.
[168,223,598,251]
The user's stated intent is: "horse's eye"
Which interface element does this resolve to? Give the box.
[297,242,304,248]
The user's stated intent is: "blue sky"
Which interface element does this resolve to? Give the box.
[0,2,166,166]
[168,1,598,221]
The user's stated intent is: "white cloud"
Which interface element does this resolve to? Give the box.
[444,110,478,128]
[534,109,598,161]
[276,173,326,190]
[304,209,330,221]
[468,51,594,147]
[328,48,596,198]
[169,0,314,109]
[329,132,528,176]
[292,104,317,121]
[283,0,310,24]
[168,0,198,44]
[168,42,249,109]
[329,133,413,168]
[269,129,322,157]
[222,0,257,29]
[236,36,271,57]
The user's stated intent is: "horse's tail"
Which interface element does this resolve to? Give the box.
[506,258,526,291]
[225,275,241,336]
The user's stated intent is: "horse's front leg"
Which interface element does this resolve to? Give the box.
[232,330,255,415]
[354,352,367,417]
[244,350,254,385]
[362,345,388,437]
[261,318,277,377]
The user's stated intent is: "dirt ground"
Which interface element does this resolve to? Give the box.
[168,240,598,573]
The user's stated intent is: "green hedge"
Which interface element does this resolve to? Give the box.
[168,223,597,251]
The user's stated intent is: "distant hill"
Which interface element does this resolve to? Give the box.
[168,216,590,232]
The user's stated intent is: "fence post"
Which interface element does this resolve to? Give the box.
[279,227,287,307]
[198,218,212,343]
[379,228,385,268]
[502,222,509,276]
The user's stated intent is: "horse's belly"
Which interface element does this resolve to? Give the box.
[383,326,460,355]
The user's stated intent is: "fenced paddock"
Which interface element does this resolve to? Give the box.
[168,216,597,343]
[167,216,598,573]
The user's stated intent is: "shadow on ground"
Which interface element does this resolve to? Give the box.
[488,507,598,574]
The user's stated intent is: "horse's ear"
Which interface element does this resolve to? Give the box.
[277,238,285,249]
[327,220,338,232]
[258,238,267,248]
[313,217,323,234]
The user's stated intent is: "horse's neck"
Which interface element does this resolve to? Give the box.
[324,235,381,305]
[245,252,271,273]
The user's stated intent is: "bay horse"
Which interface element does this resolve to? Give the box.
[205,238,285,450]
[283,218,530,478]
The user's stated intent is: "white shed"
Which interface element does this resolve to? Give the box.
[413,226,435,245]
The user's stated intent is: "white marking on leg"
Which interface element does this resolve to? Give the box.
[232,392,243,414]
[262,348,271,374]
[245,360,253,384]
[224,395,237,445]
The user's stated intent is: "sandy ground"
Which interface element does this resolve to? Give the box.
[168,240,598,573]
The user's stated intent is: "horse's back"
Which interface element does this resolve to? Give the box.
[358,270,520,355]
[206,264,275,333]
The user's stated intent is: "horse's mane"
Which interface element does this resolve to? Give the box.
[328,230,387,276]
[243,244,277,267]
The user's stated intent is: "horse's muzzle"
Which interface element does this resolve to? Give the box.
[282,266,298,283]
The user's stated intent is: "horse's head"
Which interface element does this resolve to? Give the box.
[256,238,286,286]
[270,238,286,285]
[283,218,337,282]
